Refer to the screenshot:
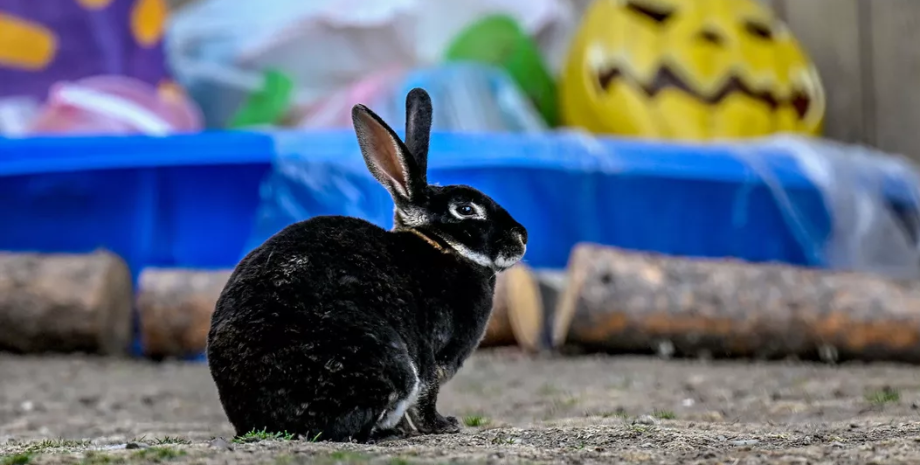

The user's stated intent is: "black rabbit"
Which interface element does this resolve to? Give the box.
[206,88,528,443]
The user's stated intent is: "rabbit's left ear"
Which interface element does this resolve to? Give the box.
[352,103,426,203]
[404,88,432,184]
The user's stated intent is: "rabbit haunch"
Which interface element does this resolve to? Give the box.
[206,88,527,443]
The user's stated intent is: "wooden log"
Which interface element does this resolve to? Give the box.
[552,243,920,363]
[137,268,232,359]
[482,263,545,352]
[0,250,133,355]
[138,264,546,358]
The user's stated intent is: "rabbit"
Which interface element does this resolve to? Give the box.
[206,87,528,443]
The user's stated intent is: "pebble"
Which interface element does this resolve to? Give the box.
[209,437,233,451]
[125,442,149,450]
[731,439,760,446]
[633,415,657,426]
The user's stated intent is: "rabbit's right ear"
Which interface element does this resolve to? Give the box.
[352,103,425,203]
[404,88,432,184]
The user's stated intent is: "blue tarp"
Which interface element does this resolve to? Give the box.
[0,130,917,280]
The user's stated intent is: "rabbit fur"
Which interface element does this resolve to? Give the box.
[206,88,527,443]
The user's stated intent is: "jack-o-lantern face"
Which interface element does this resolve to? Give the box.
[560,0,825,140]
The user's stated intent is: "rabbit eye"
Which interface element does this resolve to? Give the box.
[450,202,484,220]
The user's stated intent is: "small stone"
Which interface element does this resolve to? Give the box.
[849,423,859,429]
[717,435,727,442]
[208,437,233,451]
[802,436,813,445]
[20,401,34,412]
[830,441,846,448]
[682,398,695,407]
[731,439,760,446]
[656,340,675,359]
[634,415,657,425]
[641,442,653,448]
[125,442,149,450]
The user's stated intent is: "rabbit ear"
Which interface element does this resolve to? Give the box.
[404,88,432,182]
[352,103,424,202]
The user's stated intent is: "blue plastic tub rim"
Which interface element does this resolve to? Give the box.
[1,129,916,206]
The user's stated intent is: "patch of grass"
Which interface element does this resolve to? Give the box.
[598,410,629,420]
[865,387,900,405]
[628,425,652,435]
[388,458,413,465]
[24,439,92,453]
[653,410,676,420]
[131,447,187,463]
[232,428,295,443]
[462,414,490,427]
[1,453,32,465]
[153,437,191,446]
[308,432,323,442]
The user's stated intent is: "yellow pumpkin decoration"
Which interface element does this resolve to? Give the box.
[559,0,825,140]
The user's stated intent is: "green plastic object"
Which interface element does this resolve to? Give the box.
[228,69,294,128]
[445,14,559,127]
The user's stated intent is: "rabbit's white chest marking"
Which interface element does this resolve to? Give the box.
[377,361,420,429]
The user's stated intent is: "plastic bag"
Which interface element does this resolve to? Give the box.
[376,63,548,133]
[25,75,203,135]
[165,0,574,128]
[735,135,920,280]
[288,67,407,130]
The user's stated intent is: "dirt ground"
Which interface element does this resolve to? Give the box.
[2,349,920,465]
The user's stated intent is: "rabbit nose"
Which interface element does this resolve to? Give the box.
[513,227,527,246]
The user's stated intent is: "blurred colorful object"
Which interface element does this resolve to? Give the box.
[26,75,202,135]
[288,67,406,130]
[166,0,573,129]
[228,69,295,129]
[385,63,548,133]
[559,0,825,140]
[445,15,559,127]
[0,0,173,102]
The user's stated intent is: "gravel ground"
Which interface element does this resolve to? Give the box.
[2,349,920,464]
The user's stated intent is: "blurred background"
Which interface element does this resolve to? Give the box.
[2,0,920,361]
[4,0,920,462]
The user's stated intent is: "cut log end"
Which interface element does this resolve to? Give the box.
[484,264,545,352]
[137,268,232,359]
[0,249,133,355]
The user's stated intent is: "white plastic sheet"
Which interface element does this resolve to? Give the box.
[165,0,575,128]
[746,135,920,280]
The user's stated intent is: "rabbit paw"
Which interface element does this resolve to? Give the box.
[415,412,460,435]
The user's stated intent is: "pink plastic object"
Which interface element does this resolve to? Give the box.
[26,75,203,135]
[289,67,405,129]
